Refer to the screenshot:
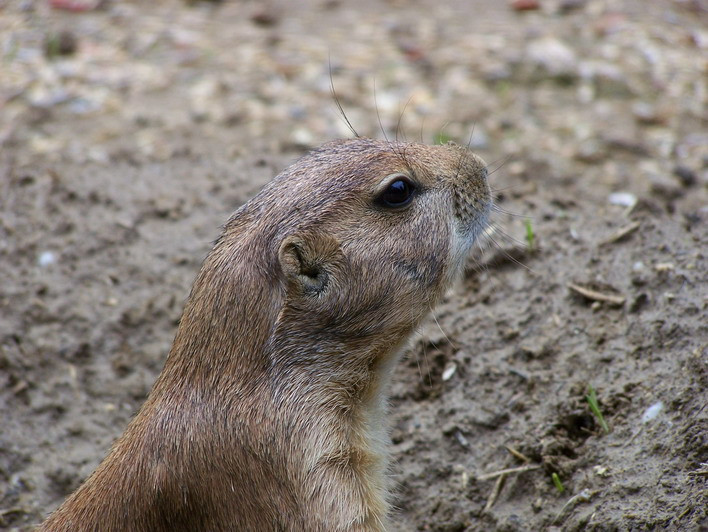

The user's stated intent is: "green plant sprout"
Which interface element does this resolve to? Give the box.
[552,472,565,494]
[586,384,610,434]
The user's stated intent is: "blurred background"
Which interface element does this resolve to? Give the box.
[1,0,706,530]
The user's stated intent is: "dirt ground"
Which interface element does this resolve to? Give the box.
[1,0,706,530]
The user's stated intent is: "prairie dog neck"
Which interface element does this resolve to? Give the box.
[268,352,402,531]
[260,315,411,530]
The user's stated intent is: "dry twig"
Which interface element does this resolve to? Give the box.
[477,464,541,481]
[599,221,640,246]
[484,474,506,512]
[567,283,626,306]
[504,445,531,462]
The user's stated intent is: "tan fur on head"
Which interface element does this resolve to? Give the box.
[39,138,490,532]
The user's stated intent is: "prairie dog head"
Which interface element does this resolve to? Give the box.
[221,138,490,371]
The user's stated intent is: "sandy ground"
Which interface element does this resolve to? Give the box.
[1,0,706,530]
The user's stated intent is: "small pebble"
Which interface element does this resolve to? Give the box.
[527,37,578,78]
[575,138,605,163]
[38,251,56,267]
[608,192,637,207]
[641,401,663,423]
[291,128,315,148]
[49,0,97,11]
[531,497,543,513]
[649,174,683,200]
[442,362,457,381]
[558,0,586,12]
[632,101,664,125]
[454,430,469,447]
[593,465,610,477]
[251,6,280,26]
[654,263,674,272]
[511,0,540,11]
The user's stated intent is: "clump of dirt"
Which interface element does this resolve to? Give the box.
[1,0,705,530]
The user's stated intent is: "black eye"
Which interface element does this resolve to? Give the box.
[377,177,416,208]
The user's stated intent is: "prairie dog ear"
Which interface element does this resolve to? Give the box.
[278,233,342,296]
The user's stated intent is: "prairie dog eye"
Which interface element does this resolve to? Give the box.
[376,175,416,209]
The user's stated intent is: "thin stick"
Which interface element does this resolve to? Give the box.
[477,464,541,481]
[567,283,626,306]
[504,445,531,463]
[599,221,640,246]
[483,474,506,512]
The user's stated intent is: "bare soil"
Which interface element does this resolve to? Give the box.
[1,0,706,530]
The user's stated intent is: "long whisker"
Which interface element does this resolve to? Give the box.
[484,154,512,179]
[481,227,535,273]
[430,308,456,351]
[418,115,426,144]
[490,203,530,219]
[489,222,533,249]
[466,239,491,279]
[466,122,477,149]
[328,56,358,138]
[395,95,414,143]
[372,82,414,169]
[489,183,522,194]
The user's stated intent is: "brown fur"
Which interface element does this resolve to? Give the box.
[38,138,490,531]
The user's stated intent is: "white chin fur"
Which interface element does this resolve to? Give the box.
[449,210,489,281]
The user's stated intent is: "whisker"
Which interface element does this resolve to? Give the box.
[465,122,477,149]
[328,56,358,138]
[489,183,523,194]
[484,154,512,179]
[418,115,426,144]
[490,203,530,219]
[466,240,491,279]
[414,343,424,382]
[395,95,414,143]
[371,82,412,169]
[481,227,535,273]
[430,308,457,351]
[488,222,532,249]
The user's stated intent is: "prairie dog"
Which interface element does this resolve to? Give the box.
[39,138,490,531]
